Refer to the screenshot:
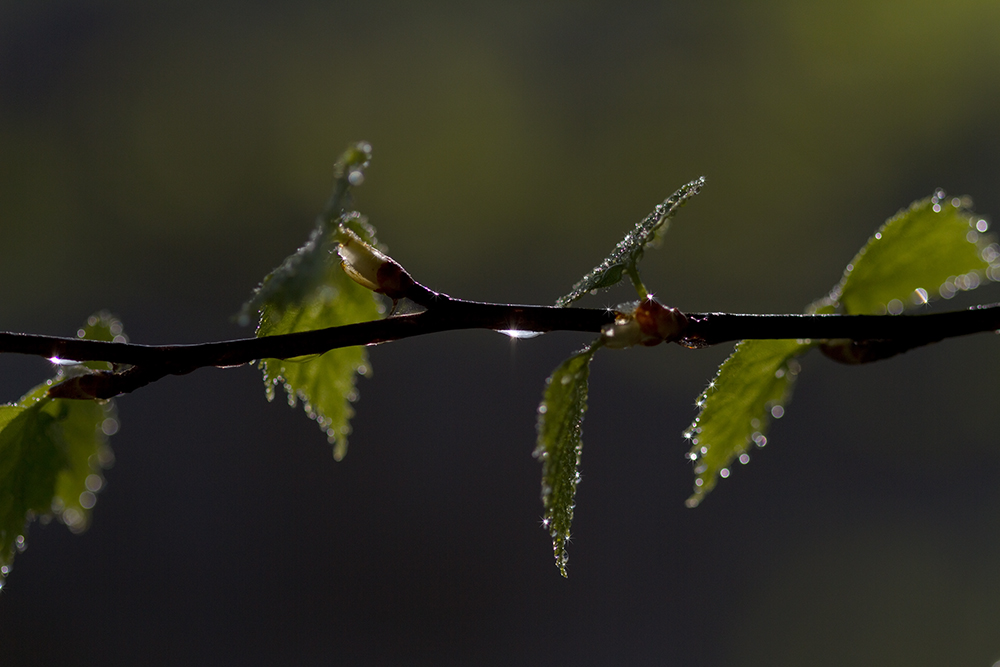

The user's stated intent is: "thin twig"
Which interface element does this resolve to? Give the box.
[0,292,995,399]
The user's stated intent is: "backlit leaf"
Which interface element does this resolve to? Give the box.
[555,177,704,307]
[534,343,598,576]
[832,191,998,314]
[0,317,119,588]
[684,339,808,507]
[243,143,384,459]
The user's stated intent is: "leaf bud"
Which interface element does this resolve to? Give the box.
[634,298,688,345]
[337,228,414,300]
[600,298,688,348]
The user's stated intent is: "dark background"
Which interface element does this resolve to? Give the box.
[2,2,1000,665]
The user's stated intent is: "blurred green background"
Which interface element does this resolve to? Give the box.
[2,2,999,665]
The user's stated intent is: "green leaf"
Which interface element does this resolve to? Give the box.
[683,189,999,506]
[555,177,704,307]
[832,191,999,314]
[240,143,383,459]
[534,343,598,577]
[256,242,382,460]
[684,339,809,508]
[0,367,117,588]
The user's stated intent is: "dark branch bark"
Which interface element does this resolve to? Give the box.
[0,292,996,400]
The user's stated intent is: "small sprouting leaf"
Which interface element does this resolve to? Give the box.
[832,191,998,314]
[534,343,599,576]
[556,177,705,307]
[256,243,381,460]
[240,143,384,459]
[684,339,809,508]
[0,316,119,588]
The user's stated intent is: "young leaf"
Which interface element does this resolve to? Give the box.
[831,191,998,314]
[534,343,599,577]
[256,240,382,460]
[684,339,808,508]
[0,317,120,588]
[683,189,998,506]
[555,177,705,307]
[242,143,384,459]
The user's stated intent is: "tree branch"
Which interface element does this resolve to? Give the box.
[1,291,996,400]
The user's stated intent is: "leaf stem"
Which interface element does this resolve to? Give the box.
[626,265,649,300]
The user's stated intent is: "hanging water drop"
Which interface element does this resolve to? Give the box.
[498,329,543,339]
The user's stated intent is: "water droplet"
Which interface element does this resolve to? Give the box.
[97,446,115,467]
[977,219,989,233]
[739,453,750,465]
[15,535,26,553]
[700,446,708,455]
[874,232,882,240]
[887,299,904,315]
[62,508,83,531]
[498,329,543,339]
[968,230,980,244]
[101,418,119,436]
[560,375,572,385]
[85,474,103,493]
[932,203,942,213]
[348,169,365,186]
[719,468,730,478]
[912,288,929,305]
[79,491,97,509]
[770,405,784,419]
[694,478,704,486]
